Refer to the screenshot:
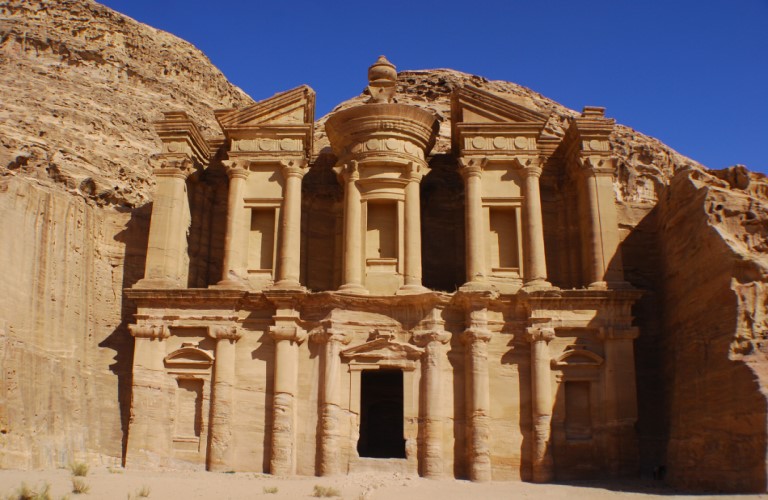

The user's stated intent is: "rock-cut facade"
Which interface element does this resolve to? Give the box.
[125,56,643,481]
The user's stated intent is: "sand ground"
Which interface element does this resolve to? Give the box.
[0,468,765,500]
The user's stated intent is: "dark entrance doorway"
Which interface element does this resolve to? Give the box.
[357,369,405,458]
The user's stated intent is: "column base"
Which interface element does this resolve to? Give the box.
[211,278,249,290]
[396,283,430,295]
[337,283,369,295]
[270,279,306,292]
[522,279,553,292]
[459,280,494,292]
[587,280,608,290]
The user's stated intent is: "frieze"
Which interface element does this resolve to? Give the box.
[232,138,303,153]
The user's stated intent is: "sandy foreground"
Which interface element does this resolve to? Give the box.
[0,468,765,500]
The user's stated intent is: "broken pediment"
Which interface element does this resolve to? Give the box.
[215,85,315,129]
[451,85,546,126]
[341,336,424,363]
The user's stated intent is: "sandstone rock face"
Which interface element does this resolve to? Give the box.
[1,0,767,493]
[0,0,251,467]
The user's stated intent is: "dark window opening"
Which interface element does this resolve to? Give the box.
[357,370,405,458]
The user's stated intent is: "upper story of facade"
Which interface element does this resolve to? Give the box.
[133,56,629,297]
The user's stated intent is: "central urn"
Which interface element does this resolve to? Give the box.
[325,56,439,295]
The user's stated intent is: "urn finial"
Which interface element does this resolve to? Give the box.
[367,55,397,103]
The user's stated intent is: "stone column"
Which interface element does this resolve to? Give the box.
[459,158,488,289]
[274,159,308,289]
[207,325,242,472]
[312,328,351,476]
[268,300,306,476]
[462,307,492,482]
[399,162,427,293]
[126,323,170,465]
[601,327,640,476]
[339,161,367,294]
[580,160,625,288]
[526,326,555,483]
[414,320,451,478]
[520,163,550,288]
[138,157,193,288]
[218,161,250,287]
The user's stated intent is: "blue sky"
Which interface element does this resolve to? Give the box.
[100,0,767,173]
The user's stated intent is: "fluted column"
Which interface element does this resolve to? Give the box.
[126,323,170,465]
[414,323,451,478]
[520,162,550,288]
[275,159,308,289]
[218,161,250,287]
[459,158,489,290]
[137,157,193,288]
[526,326,555,483]
[462,307,492,482]
[339,161,367,294]
[312,328,351,476]
[398,162,428,294]
[207,324,242,471]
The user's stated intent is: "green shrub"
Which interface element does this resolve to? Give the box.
[71,478,89,495]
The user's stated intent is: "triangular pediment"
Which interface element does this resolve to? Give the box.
[452,85,546,125]
[341,337,424,362]
[215,85,315,129]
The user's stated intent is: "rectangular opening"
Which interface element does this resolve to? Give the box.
[175,378,203,439]
[565,381,592,440]
[249,208,275,271]
[489,207,519,270]
[357,370,405,458]
[366,202,397,260]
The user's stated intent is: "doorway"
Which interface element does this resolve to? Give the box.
[357,370,405,458]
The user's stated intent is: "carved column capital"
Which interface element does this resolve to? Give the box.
[150,154,196,179]
[222,160,250,180]
[458,157,486,179]
[279,158,309,179]
[461,328,492,345]
[339,160,360,182]
[526,327,556,343]
[269,324,306,344]
[512,155,542,172]
[208,324,242,341]
[413,329,452,347]
[405,161,427,182]
[129,323,169,340]
[577,155,616,177]
[311,327,352,345]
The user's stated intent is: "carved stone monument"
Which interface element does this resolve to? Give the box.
[124,57,642,481]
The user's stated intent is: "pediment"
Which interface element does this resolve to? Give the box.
[341,337,424,362]
[215,85,316,129]
[550,347,603,369]
[165,346,214,367]
[451,85,546,125]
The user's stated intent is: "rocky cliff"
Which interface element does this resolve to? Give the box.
[0,0,252,468]
[1,0,767,492]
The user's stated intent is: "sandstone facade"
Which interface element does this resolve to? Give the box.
[123,57,641,481]
[2,0,768,493]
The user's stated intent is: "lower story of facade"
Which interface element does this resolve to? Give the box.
[124,287,640,481]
